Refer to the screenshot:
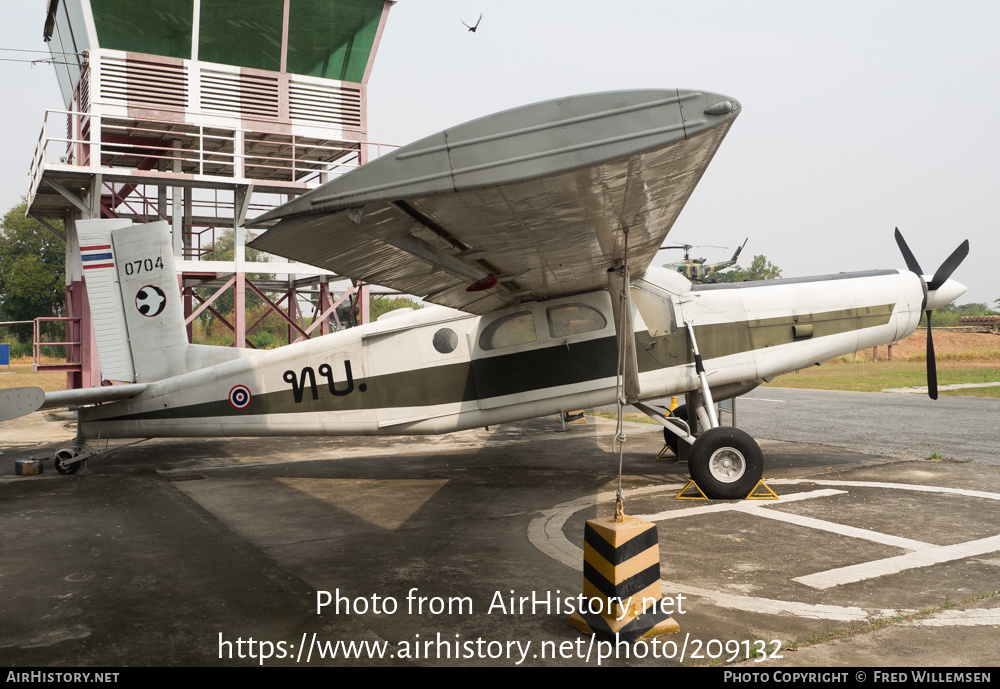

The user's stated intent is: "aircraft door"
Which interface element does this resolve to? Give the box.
[470,296,616,411]
[631,283,682,369]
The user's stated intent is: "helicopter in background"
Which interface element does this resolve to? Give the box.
[662,238,748,281]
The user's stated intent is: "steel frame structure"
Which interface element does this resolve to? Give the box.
[27,2,395,388]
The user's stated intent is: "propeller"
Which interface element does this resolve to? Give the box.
[893,228,970,400]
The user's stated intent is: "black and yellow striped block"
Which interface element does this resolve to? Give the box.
[568,516,680,641]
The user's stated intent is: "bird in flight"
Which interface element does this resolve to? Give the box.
[462,14,482,32]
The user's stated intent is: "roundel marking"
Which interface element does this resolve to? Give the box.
[135,285,167,317]
[229,385,252,410]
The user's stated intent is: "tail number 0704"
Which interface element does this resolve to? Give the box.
[125,257,165,275]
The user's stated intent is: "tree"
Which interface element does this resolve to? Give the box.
[369,295,423,321]
[920,301,999,327]
[713,254,782,283]
[0,200,65,339]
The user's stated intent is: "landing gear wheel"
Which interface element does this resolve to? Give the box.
[688,427,763,500]
[662,405,688,453]
[53,448,81,475]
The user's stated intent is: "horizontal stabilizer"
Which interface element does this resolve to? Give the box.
[0,387,45,422]
[42,384,148,410]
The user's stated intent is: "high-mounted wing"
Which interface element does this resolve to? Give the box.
[250,89,740,314]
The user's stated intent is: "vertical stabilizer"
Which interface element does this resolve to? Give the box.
[78,219,247,383]
[111,221,191,381]
[731,237,749,264]
[77,218,137,382]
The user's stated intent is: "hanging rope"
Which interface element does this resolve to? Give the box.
[613,229,630,522]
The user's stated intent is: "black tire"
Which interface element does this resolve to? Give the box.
[688,427,763,500]
[54,448,80,475]
[662,404,688,453]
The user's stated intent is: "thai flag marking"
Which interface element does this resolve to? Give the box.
[81,244,114,270]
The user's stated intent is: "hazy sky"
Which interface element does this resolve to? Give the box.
[2,1,997,305]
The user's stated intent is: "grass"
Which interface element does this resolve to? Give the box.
[0,359,69,392]
[765,361,1000,397]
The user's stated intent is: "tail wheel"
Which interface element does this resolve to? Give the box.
[662,404,689,453]
[53,448,81,475]
[688,427,763,499]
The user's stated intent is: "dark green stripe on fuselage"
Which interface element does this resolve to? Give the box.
[89,304,893,423]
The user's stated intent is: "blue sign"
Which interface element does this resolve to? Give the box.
[0,343,9,366]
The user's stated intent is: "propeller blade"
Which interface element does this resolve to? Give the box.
[894,228,923,275]
[926,310,937,400]
[927,239,970,291]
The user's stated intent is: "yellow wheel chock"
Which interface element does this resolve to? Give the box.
[675,478,779,501]
[676,480,708,500]
[745,478,779,500]
[655,444,676,461]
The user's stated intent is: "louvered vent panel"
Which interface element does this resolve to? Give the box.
[289,82,362,128]
[202,70,280,119]
[100,57,187,109]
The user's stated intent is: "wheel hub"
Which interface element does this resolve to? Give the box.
[707,447,746,483]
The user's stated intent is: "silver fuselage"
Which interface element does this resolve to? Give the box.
[76,266,931,440]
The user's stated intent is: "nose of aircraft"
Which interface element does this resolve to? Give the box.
[924,277,967,311]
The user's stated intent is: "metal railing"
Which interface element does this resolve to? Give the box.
[29,108,398,203]
[32,317,82,373]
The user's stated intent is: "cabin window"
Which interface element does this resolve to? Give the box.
[479,311,537,350]
[630,286,677,337]
[546,304,607,338]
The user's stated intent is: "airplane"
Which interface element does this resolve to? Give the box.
[0,89,969,500]
[661,238,748,281]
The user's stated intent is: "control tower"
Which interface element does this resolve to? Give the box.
[28,0,394,388]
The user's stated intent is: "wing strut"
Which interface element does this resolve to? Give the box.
[607,228,642,520]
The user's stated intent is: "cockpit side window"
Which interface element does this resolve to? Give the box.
[479,311,537,350]
[546,303,607,338]
[630,285,677,337]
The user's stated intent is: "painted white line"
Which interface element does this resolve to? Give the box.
[795,534,1000,589]
[771,478,1000,502]
[529,479,1000,626]
[741,397,787,402]
[662,581,871,621]
[910,608,1000,627]
[528,485,872,621]
[743,503,935,551]
[883,381,1000,394]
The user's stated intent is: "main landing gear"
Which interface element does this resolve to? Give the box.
[639,396,764,500]
[688,427,763,500]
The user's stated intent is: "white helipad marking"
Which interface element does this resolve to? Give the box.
[529,479,1000,625]
[911,608,1000,627]
[794,534,1000,589]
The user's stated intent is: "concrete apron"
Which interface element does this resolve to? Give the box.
[2,411,999,667]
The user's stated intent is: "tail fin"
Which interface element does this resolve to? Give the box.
[730,237,749,264]
[78,219,245,383]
